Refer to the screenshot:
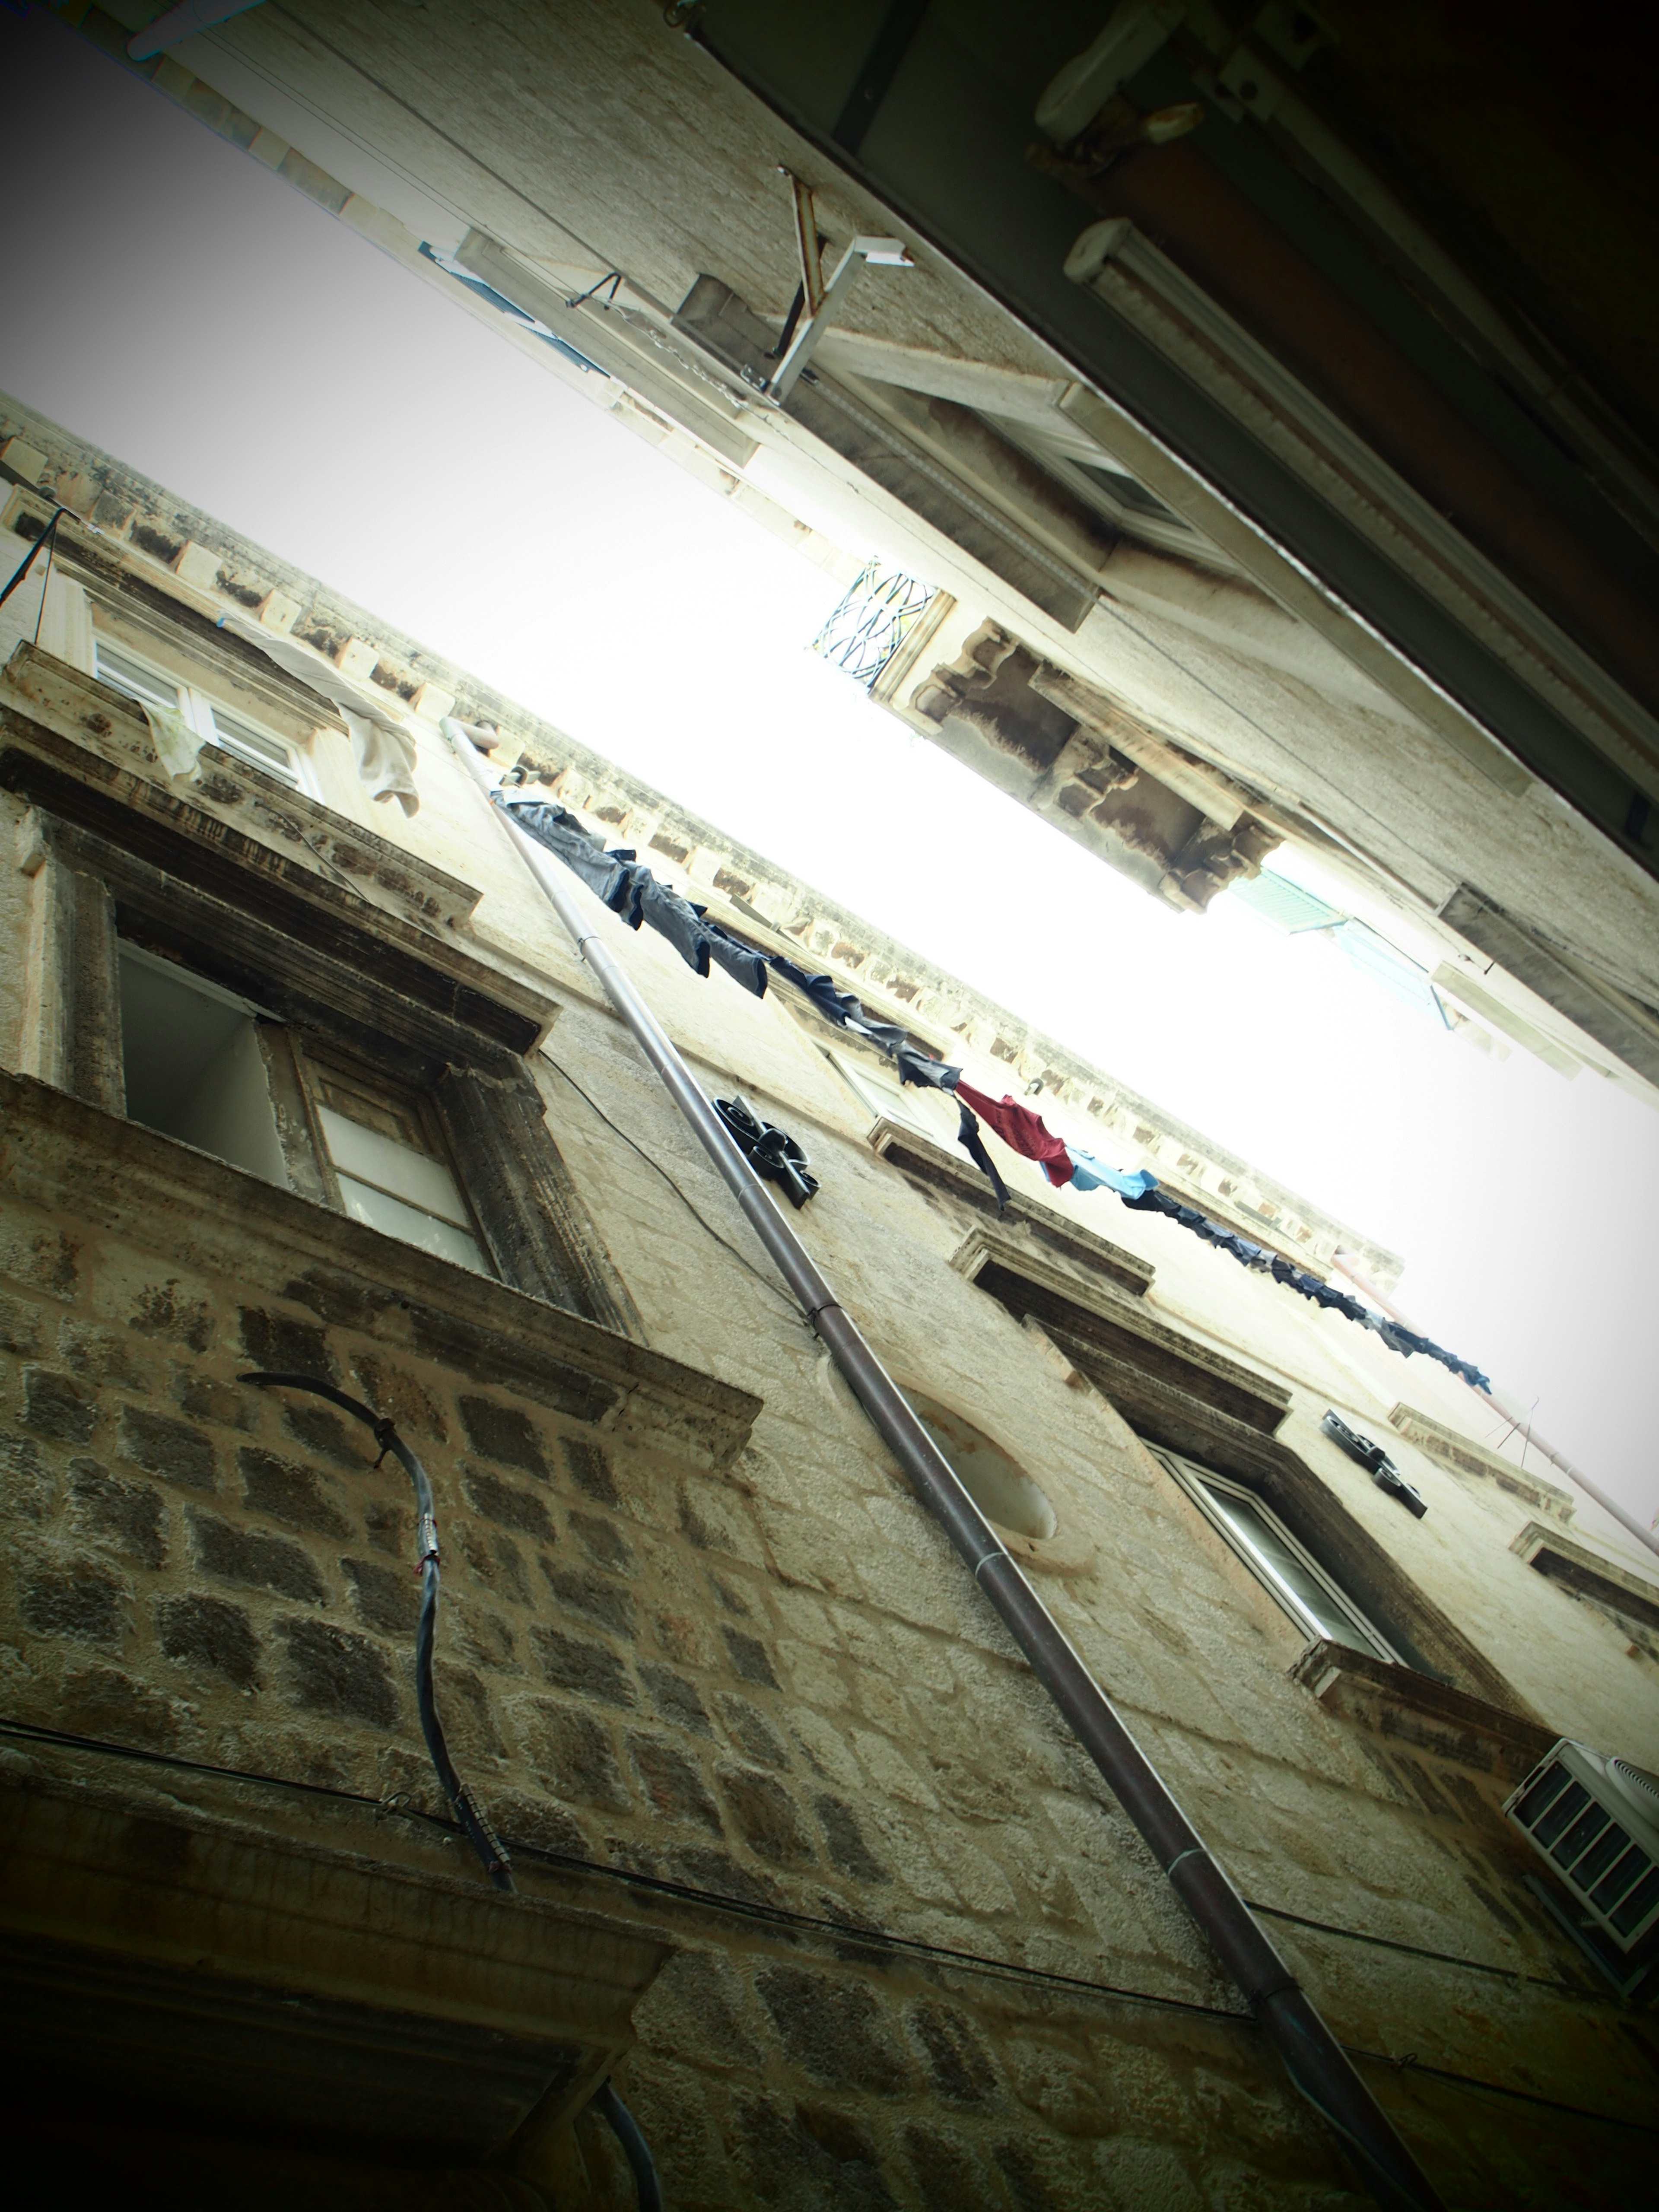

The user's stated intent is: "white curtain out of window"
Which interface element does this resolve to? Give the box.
[217,610,420,815]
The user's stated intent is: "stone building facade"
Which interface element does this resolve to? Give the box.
[29,0,1659,1106]
[2,407,1658,2208]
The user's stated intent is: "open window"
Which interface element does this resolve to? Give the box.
[1154,1446,1400,1662]
[118,944,290,1189]
[117,942,494,1276]
[825,1045,949,1140]
[93,634,316,793]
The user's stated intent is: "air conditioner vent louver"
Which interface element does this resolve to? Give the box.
[1506,1740,1659,1958]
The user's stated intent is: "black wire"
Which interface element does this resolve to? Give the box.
[538,1047,809,1323]
[0,1713,1245,2025]
[594,2083,664,2212]
[6,1713,1653,2136]
[568,270,625,309]
[0,504,64,617]
[238,1373,513,1892]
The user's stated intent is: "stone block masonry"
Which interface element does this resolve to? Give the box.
[1,1058,1651,2208]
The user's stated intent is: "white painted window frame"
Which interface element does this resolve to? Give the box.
[92,632,319,797]
[1152,1445,1402,1663]
[824,1044,941,1138]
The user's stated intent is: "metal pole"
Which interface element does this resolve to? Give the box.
[445,728,1445,2212]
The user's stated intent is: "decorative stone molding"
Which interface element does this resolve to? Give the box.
[1389,1405,1576,1524]
[1,1068,759,1470]
[1511,1522,1659,1637]
[912,621,1278,911]
[1291,1639,1554,1780]
[953,1225,1289,1436]
[0,1747,669,2177]
[1,644,550,1048]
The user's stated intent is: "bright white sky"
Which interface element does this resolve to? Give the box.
[4,10,1656,1523]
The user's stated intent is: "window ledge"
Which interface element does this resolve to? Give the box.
[1,1067,760,1472]
[1389,1404,1576,1524]
[0,1744,669,2166]
[953,1222,1290,1437]
[3,642,556,1054]
[1291,1638,1555,1780]
[1510,1522,1659,1634]
[869,1117,1156,1297]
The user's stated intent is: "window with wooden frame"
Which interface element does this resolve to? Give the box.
[960,1232,1524,1706]
[823,1043,945,1139]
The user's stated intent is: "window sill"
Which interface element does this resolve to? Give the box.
[1291,1637,1554,1781]
[1,1066,760,1472]
[1510,1522,1659,1635]
[2,641,555,1054]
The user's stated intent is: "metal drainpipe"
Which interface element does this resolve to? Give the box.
[1331,1252,1659,1564]
[445,728,1445,2212]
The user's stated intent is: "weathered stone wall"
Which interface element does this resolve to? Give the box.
[1,419,1657,2201]
[3,1026,1656,2205]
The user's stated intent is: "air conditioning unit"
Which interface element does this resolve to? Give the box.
[1505,1740,1659,1963]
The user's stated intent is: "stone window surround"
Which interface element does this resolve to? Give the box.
[953,1226,1530,1713]
[2,669,641,1341]
[1511,1522,1659,1652]
[1389,1402,1576,1526]
[1290,1638,1556,1785]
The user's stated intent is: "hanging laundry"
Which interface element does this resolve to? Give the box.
[340,708,420,817]
[767,956,913,1055]
[953,1081,1076,1187]
[702,920,771,996]
[955,1100,1010,1214]
[223,611,422,814]
[487,774,1492,1392]
[715,1096,818,1208]
[140,699,205,785]
[895,1048,961,1091]
[502,798,628,903]
[1065,1148,1158,1201]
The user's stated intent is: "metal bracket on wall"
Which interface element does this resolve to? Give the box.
[766,171,912,402]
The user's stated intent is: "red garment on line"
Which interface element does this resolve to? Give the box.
[953,1081,1075,1187]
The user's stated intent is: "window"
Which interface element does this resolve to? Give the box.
[826,1046,945,1139]
[1155,1448,1400,1662]
[117,941,491,1277]
[93,636,315,793]
[119,944,289,1188]
[306,1057,490,1274]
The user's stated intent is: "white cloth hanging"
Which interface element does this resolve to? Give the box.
[340,707,420,816]
[217,610,421,814]
[141,699,206,785]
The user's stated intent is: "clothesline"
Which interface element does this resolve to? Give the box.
[499,794,1490,1392]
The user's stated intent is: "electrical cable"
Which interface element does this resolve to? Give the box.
[5,1715,1651,2137]
[594,2083,664,2212]
[538,1047,810,1324]
[238,1371,513,1891]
